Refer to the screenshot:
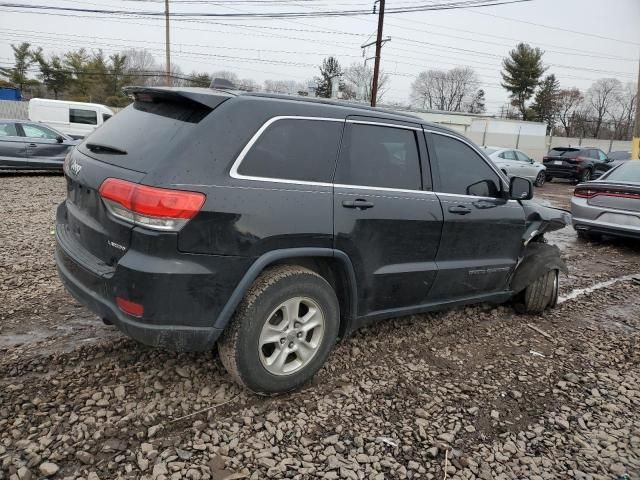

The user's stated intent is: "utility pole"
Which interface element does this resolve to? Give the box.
[370,0,385,107]
[165,0,171,87]
[633,58,640,160]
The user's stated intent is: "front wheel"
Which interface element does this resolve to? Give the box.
[521,269,559,314]
[534,171,546,187]
[218,265,339,395]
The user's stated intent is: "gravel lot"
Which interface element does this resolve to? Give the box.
[1,174,639,480]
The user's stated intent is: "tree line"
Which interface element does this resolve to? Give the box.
[1,41,635,140]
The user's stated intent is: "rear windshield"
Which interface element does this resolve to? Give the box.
[548,148,580,158]
[604,162,640,183]
[77,97,215,173]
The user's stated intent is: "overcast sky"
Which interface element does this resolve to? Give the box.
[1,0,638,113]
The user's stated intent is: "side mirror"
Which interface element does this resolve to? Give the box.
[509,176,533,200]
[605,158,613,163]
[529,158,534,164]
[56,135,64,143]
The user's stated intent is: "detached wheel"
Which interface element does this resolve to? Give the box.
[534,171,546,187]
[218,265,339,395]
[522,269,559,314]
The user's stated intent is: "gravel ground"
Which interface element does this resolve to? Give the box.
[1,174,639,480]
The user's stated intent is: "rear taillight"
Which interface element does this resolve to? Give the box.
[574,187,640,200]
[99,178,206,231]
[574,156,585,163]
[543,156,549,161]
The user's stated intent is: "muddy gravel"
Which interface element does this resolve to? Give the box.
[1,174,639,480]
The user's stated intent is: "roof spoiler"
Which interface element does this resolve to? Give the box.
[123,86,233,109]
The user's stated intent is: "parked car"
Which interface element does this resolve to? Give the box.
[543,146,614,182]
[571,160,640,240]
[482,146,547,186]
[0,119,79,171]
[607,150,632,169]
[55,86,570,394]
[28,98,114,139]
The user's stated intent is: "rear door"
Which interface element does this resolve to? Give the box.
[0,121,27,167]
[426,130,526,301]
[20,123,70,167]
[514,150,537,180]
[333,117,443,318]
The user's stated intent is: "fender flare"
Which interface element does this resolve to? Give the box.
[509,242,568,294]
[213,248,358,330]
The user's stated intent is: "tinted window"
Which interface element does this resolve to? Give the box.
[238,119,343,183]
[515,151,530,162]
[548,148,580,158]
[103,113,112,122]
[502,150,517,160]
[432,134,501,197]
[604,161,640,182]
[597,150,607,161]
[336,123,421,190]
[22,124,59,140]
[0,122,18,137]
[70,108,98,125]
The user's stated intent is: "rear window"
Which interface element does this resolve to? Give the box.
[548,148,580,158]
[604,162,640,183]
[238,118,343,183]
[77,97,215,173]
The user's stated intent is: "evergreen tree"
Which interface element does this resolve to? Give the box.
[531,74,560,132]
[314,57,343,98]
[0,42,39,93]
[33,50,71,99]
[501,43,546,120]
[466,89,486,114]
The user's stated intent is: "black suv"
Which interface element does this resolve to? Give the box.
[543,146,614,182]
[55,87,569,394]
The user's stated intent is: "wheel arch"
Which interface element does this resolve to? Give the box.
[214,248,358,338]
[509,242,567,294]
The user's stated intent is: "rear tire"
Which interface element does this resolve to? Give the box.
[522,270,559,314]
[218,265,339,395]
[534,171,546,187]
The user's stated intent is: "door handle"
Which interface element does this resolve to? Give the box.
[448,205,471,215]
[342,199,374,210]
[28,143,37,147]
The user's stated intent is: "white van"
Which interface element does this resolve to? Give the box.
[28,99,115,139]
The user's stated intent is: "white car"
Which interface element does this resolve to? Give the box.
[482,146,547,187]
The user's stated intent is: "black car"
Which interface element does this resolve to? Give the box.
[55,86,569,394]
[0,119,79,170]
[543,146,615,183]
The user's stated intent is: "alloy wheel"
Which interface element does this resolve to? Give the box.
[258,297,325,376]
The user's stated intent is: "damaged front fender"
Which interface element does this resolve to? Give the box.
[509,201,572,294]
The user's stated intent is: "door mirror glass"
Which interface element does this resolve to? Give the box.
[56,135,64,143]
[509,176,533,200]
[467,179,500,197]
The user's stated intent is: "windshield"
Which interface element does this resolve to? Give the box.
[603,162,640,183]
[548,148,580,158]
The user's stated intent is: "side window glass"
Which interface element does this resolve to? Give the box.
[103,113,112,122]
[336,123,421,190]
[598,150,607,161]
[431,134,501,197]
[515,151,530,162]
[22,124,58,140]
[0,122,18,137]
[502,150,517,161]
[70,109,98,125]
[238,118,343,183]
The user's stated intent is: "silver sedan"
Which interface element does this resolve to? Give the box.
[571,160,640,240]
[482,146,547,186]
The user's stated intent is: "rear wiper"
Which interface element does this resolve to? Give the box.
[85,143,127,155]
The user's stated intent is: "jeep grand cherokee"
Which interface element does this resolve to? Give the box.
[56,86,570,394]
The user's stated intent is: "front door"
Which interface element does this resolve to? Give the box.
[333,117,443,319]
[0,121,27,167]
[20,123,69,168]
[426,130,526,302]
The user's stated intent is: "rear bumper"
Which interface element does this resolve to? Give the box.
[544,165,580,179]
[55,203,252,352]
[571,197,640,239]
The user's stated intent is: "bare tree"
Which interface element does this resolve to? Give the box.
[237,78,259,92]
[556,88,583,136]
[410,67,478,112]
[211,70,239,85]
[587,78,622,138]
[263,79,306,95]
[343,63,390,103]
[609,82,637,140]
[121,49,158,86]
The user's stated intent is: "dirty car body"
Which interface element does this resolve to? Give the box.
[55,86,569,392]
[571,161,640,240]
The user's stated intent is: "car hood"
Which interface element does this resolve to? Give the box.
[520,201,571,244]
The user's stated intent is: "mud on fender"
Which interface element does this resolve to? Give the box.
[509,242,568,294]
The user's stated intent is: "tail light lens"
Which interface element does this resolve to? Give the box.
[575,187,640,200]
[574,156,585,163]
[574,187,597,198]
[99,178,206,231]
